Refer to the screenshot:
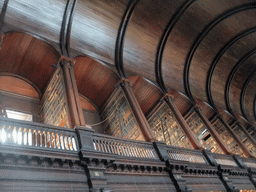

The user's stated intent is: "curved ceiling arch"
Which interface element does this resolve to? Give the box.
[169,89,193,116]
[129,75,163,116]
[0,31,61,93]
[0,73,40,98]
[225,47,256,116]
[115,0,139,78]
[254,95,256,121]
[240,68,256,121]
[243,78,256,124]
[74,55,120,110]
[207,26,256,109]
[155,0,195,93]
[184,2,256,103]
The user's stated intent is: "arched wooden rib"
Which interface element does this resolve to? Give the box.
[60,0,77,57]
[225,48,256,116]
[253,94,256,121]
[240,68,256,121]
[207,27,256,110]
[115,0,139,78]
[60,0,71,56]
[155,0,196,93]
[66,0,78,57]
[0,0,9,31]
[184,2,256,103]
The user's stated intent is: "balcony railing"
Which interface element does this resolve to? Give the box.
[0,117,77,151]
[92,134,158,159]
[211,153,238,167]
[165,145,207,164]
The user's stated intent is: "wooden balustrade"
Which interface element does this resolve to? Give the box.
[164,145,207,164]
[92,135,158,159]
[0,117,77,151]
[241,157,256,169]
[211,153,238,167]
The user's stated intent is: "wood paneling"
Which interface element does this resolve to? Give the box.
[0,75,39,98]
[196,100,216,119]
[79,95,97,112]
[169,89,192,116]
[3,0,256,126]
[74,56,119,110]
[0,32,60,93]
[129,76,162,116]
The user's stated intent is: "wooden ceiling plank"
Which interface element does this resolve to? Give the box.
[184,2,256,104]
[207,26,256,110]
[155,0,196,93]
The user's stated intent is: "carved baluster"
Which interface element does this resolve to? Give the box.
[72,137,77,151]
[64,135,69,150]
[106,141,112,153]
[60,134,65,150]
[47,132,51,148]
[109,142,114,153]
[42,131,46,147]
[28,129,32,146]
[7,126,12,143]
[51,132,55,148]
[12,127,17,144]
[68,136,73,150]
[134,146,140,157]
[55,133,60,149]
[33,130,37,146]
[17,128,23,145]
[37,131,42,147]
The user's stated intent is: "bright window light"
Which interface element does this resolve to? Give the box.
[6,110,32,122]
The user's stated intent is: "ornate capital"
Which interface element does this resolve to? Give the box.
[59,56,76,68]
[118,78,130,87]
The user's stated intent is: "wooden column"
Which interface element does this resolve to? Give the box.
[119,79,155,142]
[236,120,256,148]
[194,106,232,155]
[163,95,203,150]
[217,114,251,157]
[59,57,86,128]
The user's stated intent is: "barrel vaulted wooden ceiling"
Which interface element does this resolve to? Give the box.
[1,0,256,125]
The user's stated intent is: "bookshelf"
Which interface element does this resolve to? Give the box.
[101,89,144,141]
[213,120,245,157]
[41,69,70,128]
[232,124,256,157]
[148,102,192,149]
[186,110,223,154]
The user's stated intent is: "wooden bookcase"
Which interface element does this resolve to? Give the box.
[41,68,70,128]
[101,88,144,141]
[186,110,223,154]
[148,102,192,149]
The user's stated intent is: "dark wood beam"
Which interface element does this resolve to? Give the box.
[66,0,78,57]
[240,68,256,121]
[0,0,9,32]
[207,27,256,110]
[184,2,256,103]
[254,94,256,121]
[60,0,77,57]
[155,0,195,93]
[225,48,256,116]
[115,0,139,78]
[60,0,70,56]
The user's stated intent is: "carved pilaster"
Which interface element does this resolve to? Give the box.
[119,78,156,142]
[236,120,256,149]
[218,115,252,157]
[194,106,232,155]
[163,95,203,150]
[59,57,86,128]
